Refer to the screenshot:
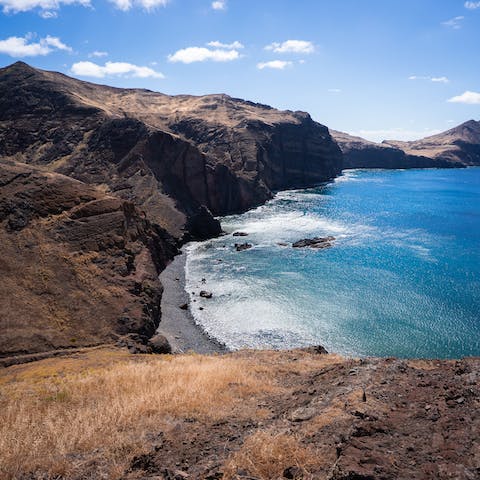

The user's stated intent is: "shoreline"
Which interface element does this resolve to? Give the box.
[157,250,226,354]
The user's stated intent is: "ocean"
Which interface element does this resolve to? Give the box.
[185,168,480,358]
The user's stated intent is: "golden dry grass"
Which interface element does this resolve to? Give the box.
[0,350,275,480]
[223,430,320,480]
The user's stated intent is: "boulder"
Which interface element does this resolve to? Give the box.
[200,290,213,299]
[148,334,172,354]
[235,242,253,252]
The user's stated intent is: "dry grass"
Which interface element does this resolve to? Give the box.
[223,430,320,480]
[0,350,274,480]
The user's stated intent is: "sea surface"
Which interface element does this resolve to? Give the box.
[185,168,480,358]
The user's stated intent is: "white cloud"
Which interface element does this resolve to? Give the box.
[442,16,464,29]
[40,10,57,17]
[465,1,480,9]
[108,0,169,11]
[350,128,442,143]
[257,60,292,70]
[71,61,164,78]
[168,46,240,63]
[447,91,480,104]
[88,50,108,58]
[211,0,225,10]
[207,40,243,49]
[0,34,71,57]
[265,40,315,54]
[0,0,90,14]
[328,88,342,93]
[409,75,449,83]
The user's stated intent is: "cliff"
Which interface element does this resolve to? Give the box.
[331,130,459,169]
[0,61,342,236]
[0,61,342,357]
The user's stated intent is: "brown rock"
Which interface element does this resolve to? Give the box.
[148,334,172,354]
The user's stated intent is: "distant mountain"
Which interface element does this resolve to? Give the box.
[331,130,462,169]
[383,120,480,166]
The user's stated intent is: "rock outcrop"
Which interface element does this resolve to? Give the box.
[331,130,458,169]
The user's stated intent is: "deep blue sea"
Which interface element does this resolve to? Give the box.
[185,168,480,358]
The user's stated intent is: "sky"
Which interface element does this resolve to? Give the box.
[0,0,479,142]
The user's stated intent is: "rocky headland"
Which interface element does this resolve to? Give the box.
[0,61,342,357]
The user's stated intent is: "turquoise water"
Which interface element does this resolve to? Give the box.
[185,168,480,358]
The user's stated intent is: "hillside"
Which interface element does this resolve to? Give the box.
[1,347,478,479]
[0,160,177,357]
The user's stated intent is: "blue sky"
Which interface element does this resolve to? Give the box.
[1,0,479,141]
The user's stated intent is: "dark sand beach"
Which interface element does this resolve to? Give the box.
[157,250,226,354]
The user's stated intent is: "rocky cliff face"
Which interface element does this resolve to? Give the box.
[0,161,178,357]
[331,130,459,169]
[0,62,342,235]
[0,61,342,356]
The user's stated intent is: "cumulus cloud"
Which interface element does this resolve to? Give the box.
[168,41,242,63]
[257,60,292,70]
[211,0,225,10]
[207,40,243,49]
[0,34,71,57]
[88,50,108,58]
[465,1,480,9]
[265,40,315,54]
[0,0,90,14]
[408,75,449,83]
[442,16,464,29]
[447,91,480,104]
[108,0,169,11]
[71,61,164,78]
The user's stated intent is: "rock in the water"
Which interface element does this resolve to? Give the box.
[179,303,188,310]
[148,334,172,354]
[292,236,335,249]
[200,290,213,299]
[235,242,253,251]
[232,231,249,237]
